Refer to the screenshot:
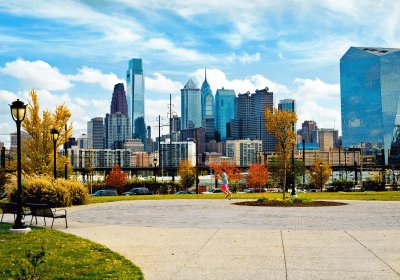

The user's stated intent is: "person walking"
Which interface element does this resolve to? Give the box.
[221,168,232,200]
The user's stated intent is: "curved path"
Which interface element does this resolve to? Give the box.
[59,200,400,280]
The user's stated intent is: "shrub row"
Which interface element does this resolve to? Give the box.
[6,176,89,207]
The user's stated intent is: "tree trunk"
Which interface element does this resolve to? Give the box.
[283,161,287,200]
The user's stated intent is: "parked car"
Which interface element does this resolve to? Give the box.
[122,187,151,196]
[175,190,195,194]
[92,189,118,196]
[243,188,266,193]
[201,188,223,194]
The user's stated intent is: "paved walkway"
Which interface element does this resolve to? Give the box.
[56,200,399,279]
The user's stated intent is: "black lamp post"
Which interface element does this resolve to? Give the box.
[319,162,323,192]
[51,128,59,179]
[10,99,29,231]
[153,157,158,184]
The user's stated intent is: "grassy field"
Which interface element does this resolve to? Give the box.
[0,224,143,279]
[88,191,400,204]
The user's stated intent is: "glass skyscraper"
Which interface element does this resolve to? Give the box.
[201,69,215,142]
[181,79,201,129]
[215,87,235,141]
[126,58,146,146]
[340,47,400,164]
[278,98,296,132]
[87,117,104,149]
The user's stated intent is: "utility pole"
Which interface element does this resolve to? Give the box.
[195,128,199,194]
[169,94,174,181]
[64,123,68,179]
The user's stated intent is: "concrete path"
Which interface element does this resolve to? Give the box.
[35,200,400,279]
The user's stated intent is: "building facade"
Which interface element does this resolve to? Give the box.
[181,79,201,129]
[278,99,296,131]
[201,69,215,142]
[341,47,400,164]
[126,58,146,145]
[123,138,144,152]
[87,117,104,149]
[110,83,128,116]
[226,139,262,166]
[160,140,196,168]
[104,113,131,149]
[300,120,318,144]
[68,147,132,168]
[215,87,235,141]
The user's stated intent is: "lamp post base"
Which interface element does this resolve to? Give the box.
[10,227,31,234]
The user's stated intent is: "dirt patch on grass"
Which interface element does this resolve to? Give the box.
[234,200,347,207]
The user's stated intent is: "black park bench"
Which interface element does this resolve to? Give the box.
[0,202,31,223]
[26,203,68,229]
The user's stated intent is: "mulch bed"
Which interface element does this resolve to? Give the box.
[233,200,347,207]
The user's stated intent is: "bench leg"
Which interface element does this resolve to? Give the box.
[0,213,3,223]
[30,215,34,225]
[43,217,46,226]
[51,218,54,229]
[65,216,68,228]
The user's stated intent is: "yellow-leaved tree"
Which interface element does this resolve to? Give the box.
[309,161,332,192]
[177,160,196,191]
[265,107,297,200]
[22,90,73,176]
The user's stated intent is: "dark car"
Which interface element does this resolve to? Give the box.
[175,190,195,194]
[244,188,266,193]
[92,189,118,196]
[122,187,151,196]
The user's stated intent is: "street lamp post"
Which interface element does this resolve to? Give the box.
[319,162,323,192]
[153,157,158,184]
[51,128,59,179]
[10,99,30,232]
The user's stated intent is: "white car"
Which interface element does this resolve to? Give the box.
[201,188,223,194]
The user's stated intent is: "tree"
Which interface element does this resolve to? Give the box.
[268,158,305,189]
[309,161,332,191]
[177,160,195,190]
[22,90,73,175]
[105,164,128,189]
[265,107,297,200]
[209,162,242,192]
[247,163,269,188]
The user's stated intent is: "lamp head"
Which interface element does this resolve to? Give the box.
[319,162,323,168]
[51,128,59,142]
[10,99,27,122]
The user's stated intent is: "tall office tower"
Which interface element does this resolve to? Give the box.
[201,69,215,142]
[181,79,201,129]
[231,87,275,152]
[104,113,131,149]
[301,120,318,143]
[341,47,400,164]
[77,134,88,149]
[110,83,128,116]
[88,117,104,149]
[126,58,146,145]
[278,98,297,133]
[215,87,235,141]
[171,115,181,133]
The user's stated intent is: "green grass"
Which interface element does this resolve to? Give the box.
[0,223,143,280]
[88,191,400,204]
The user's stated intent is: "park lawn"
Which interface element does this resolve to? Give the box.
[88,191,400,204]
[0,223,143,280]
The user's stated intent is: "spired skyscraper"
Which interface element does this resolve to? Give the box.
[181,79,201,129]
[340,47,400,164]
[201,69,215,142]
[126,58,146,146]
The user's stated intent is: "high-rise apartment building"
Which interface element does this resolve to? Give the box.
[110,83,128,116]
[201,69,215,142]
[215,87,235,141]
[300,120,318,143]
[340,47,400,164]
[160,140,196,167]
[87,117,104,149]
[231,87,275,152]
[226,139,262,166]
[126,58,146,145]
[181,79,201,129]
[104,113,131,149]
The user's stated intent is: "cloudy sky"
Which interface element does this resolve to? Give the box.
[0,0,399,146]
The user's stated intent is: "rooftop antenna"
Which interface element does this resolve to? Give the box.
[205,67,207,81]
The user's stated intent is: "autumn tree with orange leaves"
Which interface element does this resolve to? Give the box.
[265,107,297,200]
[209,162,242,192]
[309,161,332,192]
[106,164,128,190]
[247,163,269,188]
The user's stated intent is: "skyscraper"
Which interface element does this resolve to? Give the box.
[340,47,400,164]
[231,87,275,152]
[201,69,215,142]
[110,83,128,116]
[278,99,296,131]
[181,79,201,129]
[126,58,146,145]
[215,87,235,141]
[300,120,318,143]
[104,112,131,149]
[87,117,104,149]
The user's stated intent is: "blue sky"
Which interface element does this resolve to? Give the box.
[1,0,399,146]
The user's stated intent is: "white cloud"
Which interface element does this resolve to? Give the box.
[0,59,72,91]
[297,100,341,132]
[226,52,261,64]
[293,78,339,100]
[190,68,290,95]
[68,67,124,91]
[145,73,183,94]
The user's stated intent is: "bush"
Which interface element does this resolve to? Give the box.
[257,197,269,203]
[327,179,355,192]
[56,179,88,205]
[363,179,385,191]
[291,197,310,203]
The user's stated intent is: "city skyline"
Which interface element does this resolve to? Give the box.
[1,1,399,146]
